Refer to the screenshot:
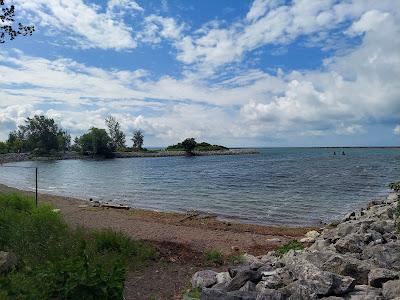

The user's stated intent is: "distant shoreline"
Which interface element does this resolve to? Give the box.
[0,149,259,164]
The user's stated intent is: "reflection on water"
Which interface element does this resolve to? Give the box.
[1,148,399,226]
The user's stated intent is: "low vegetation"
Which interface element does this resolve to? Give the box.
[389,181,400,192]
[204,249,223,265]
[0,193,155,299]
[166,139,228,152]
[276,240,304,256]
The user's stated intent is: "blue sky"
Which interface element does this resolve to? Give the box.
[0,0,399,147]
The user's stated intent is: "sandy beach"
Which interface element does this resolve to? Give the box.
[0,183,312,255]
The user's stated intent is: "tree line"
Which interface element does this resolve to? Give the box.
[0,115,145,156]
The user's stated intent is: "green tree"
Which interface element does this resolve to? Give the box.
[131,130,144,150]
[57,130,71,153]
[182,138,197,155]
[6,131,23,153]
[17,115,60,154]
[0,141,8,154]
[77,127,115,157]
[0,0,35,43]
[105,116,126,150]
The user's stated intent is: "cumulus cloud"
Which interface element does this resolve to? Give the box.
[395,125,400,135]
[14,0,137,50]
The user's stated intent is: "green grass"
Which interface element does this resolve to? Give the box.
[204,249,223,265]
[185,287,201,299]
[276,240,304,256]
[0,193,156,300]
[228,252,245,265]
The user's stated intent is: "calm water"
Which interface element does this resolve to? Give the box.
[1,148,399,226]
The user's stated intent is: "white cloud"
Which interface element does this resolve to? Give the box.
[139,15,185,43]
[395,125,400,135]
[15,0,137,50]
[346,10,389,36]
[107,0,143,15]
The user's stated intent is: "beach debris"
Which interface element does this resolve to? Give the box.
[52,208,61,213]
[100,203,130,210]
[78,204,88,208]
[194,194,400,299]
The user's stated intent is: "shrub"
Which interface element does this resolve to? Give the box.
[389,182,400,192]
[204,249,223,265]
[276,240,304,256]
[0,193,155,299]
[228,252,245,265]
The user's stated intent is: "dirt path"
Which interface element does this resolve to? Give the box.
[0,184,313,299]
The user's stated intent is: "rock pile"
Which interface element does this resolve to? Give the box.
[191,192,400,299]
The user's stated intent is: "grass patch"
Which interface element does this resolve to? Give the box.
[204,249,223,265]
[185,287,201,299]
[0,193,155,299]
[228,252,245,265]
[276,240,304,256]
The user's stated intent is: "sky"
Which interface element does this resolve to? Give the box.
[0,0,399,147]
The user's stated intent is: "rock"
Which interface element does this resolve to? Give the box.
[0,251,18,274]
[300,230,320,243]
[343,285,383,300]
[256,288,285,300]
[201,289,257,300]
[362,242,400,271]
[382,280,400,299]
[191,270,218,288]
[279,281,318,300]
[343,211,356,222]
[239,281,256,292]
[249,261,264,270]
[225,270,261,292]
[335,234,365,254]
[242,254,261,265]
[216,272,232,285]
[229,266,251,278]
[368,268,399,288]
[321,253,374,285]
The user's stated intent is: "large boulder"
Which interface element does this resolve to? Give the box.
[0,251,18,274]
[368,268,399,288]
[201,289,257,300]
[342,285,383,300]
[362,242,400,271]
[382,280,400,299]
[335,234,365,254]
[255,288,285,300]
[321,254,375,285]
[225,270,261,292]
[283,257,355,296]
[192,270,218,288]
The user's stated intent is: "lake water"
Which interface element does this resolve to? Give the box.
[1,148,399,226]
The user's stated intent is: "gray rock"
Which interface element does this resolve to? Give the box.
[201,289,257,300]
[217,272,232,285]
[362,242,400,271]
[283,257,355,296]
[343,285,383,300]
[256,288,285,300]
[321,254,374,285]
[382,280,400,299]
[239,281,256,292]
[368,268,399,288]
[279,281,318,300]
[0,251,18,274]
[192,270,218,288]
[229,266,251,278]
[335,234,365,254]
[225,270,261,292]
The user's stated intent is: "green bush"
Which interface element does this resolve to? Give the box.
[0,193,155,299]
[389,182,400,192]
[276,240,304,256]
[204,249,223,265]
